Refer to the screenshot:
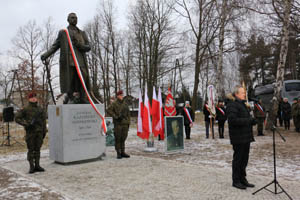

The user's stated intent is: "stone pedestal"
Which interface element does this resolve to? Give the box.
[48,104,106,164]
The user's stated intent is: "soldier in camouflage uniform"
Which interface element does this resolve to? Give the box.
[15,92,47,173]
[253,98,266,136]
[107,90,130,159]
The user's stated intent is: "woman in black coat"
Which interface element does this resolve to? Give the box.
[281,97,292,130]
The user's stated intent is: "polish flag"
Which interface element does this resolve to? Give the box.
[143,87,152,139]
[137,89,144,139]
[157,87,165,140]
[152,87,160,137]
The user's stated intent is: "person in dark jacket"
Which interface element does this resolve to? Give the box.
[291,98,299,132]
[281,97,292,130]
[203,101,214,139]
[276,98,283,127]
[253,98,266,136]
[216,100,227,138]
[226,86,256,190]
[15,92,47,174]
[181,101,195,139]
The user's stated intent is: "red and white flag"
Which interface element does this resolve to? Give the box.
[157,87,165,140]
[152,87,160,137]
[143,87,152,140]
[137,89,144,139]
[164,87,176,116]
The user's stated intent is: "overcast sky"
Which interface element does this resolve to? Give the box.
[0,0,130,55]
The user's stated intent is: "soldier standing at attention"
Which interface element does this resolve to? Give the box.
[15,92,47,173]
[253,98,266,136]
[107,90,130,159]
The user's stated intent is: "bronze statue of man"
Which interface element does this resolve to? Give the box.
[41,13,91,104]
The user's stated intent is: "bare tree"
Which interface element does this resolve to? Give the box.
[10,20,43,90]
[0,71,13,106]
[85,0,122,108]
[174,0,219,111]
[119,31,134,96]
[40,17,59,107]
[130,0,176,101]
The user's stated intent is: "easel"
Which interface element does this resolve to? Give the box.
[1,69,24,147]
[252,125,293,200]
[1,121,24,146]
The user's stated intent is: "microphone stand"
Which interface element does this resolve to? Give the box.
[252,125,293,200]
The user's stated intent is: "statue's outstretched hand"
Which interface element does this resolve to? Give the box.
[41,54,46,61]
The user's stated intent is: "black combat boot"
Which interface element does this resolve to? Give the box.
[34,158,45,172]
[29,160,35,174]
[117,150,122,159]
[121,152,130,158]
[257,131,263,136]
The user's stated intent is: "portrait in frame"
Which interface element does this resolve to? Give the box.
[105,117,115,146]
[164,116,184,153]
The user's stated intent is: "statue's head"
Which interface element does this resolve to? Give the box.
[67,13,77,26]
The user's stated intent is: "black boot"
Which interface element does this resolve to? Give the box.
[241,178,255,188]
[121,152,130,158]
[29,160,35,174]
[34,158,45,172]
[232,182,246,190]
[117,150,122,159]
[257,131,263,136]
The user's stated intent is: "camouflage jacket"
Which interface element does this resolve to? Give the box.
[107,98,130,126]
[15,102,47,133]
[291,102,300,117]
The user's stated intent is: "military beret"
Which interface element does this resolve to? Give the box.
[117,90,123,96]
[28,92,37,99]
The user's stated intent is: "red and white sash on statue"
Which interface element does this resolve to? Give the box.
[183,107,193,124]
[255,103,264,115]
[217,107,225,115]
[64,29,107,134]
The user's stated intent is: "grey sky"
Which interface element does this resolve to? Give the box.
[0,0,130,55]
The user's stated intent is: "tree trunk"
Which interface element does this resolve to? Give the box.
[267,0,293,129]
[216,0,226,100]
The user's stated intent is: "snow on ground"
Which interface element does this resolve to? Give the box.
[125,123,300,182]
[0,123,299,199]
[0,167,67,200]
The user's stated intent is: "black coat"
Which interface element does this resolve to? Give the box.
[203,104,211,122]
[226,97,255,145]
[281,102,291,120]
[216,106,227,122]
[181,107,195,126]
